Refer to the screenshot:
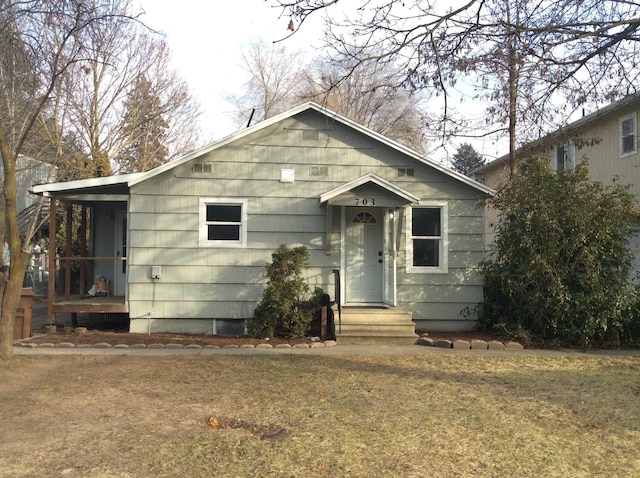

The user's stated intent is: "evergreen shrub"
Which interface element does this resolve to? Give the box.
[479,158,640,347]
[248,244,323,338]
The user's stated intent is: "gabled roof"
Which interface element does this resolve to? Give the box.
[32,102,494,196]
[320,173,419,204]
[475,91,640,174]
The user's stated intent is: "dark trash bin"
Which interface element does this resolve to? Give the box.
[310,293,335,341]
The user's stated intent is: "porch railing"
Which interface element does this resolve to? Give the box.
[333,269,341,333]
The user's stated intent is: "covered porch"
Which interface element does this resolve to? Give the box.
[32,175,136,325]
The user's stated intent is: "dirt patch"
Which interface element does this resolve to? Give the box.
[207,415,289,441]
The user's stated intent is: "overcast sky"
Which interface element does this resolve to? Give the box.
[139,0,325,143]
[137,1,511,164]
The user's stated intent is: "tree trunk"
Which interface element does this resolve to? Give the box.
[0,127,31,361]
[0,250,29,361]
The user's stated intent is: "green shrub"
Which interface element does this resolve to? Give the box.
[248,244,321,339]
[479,158,640,347]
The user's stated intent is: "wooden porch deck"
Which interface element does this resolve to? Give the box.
[51,295,127,320]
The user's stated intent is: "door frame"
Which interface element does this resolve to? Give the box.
[113,210,128,297]
[340,206,397,306]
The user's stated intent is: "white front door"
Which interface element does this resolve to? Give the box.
[346,207,383,303]
[114,211,127,296]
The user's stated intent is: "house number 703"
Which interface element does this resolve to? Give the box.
[355,198,375,206]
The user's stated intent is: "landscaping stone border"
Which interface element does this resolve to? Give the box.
[13,340,339,349]
[416,336,524,350]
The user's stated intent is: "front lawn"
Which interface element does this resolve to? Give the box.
[1,353,639,477]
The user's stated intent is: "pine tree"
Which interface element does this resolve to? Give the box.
[117,75,169,173]
[451,143,486,176]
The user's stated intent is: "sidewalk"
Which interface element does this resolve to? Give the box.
[14,342,640,357]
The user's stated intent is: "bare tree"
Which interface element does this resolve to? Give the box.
[227,39,428,152]
[299,54,428,152]
[56,20,201,177]
[272,0,640,172]
[225,40,309,128]
[0,0,143,362]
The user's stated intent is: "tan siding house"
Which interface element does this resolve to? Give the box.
[33,103,493,341]
[475,92,640,275]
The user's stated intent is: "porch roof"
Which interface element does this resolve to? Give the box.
[30,172,143,201]
[320,173,420,206]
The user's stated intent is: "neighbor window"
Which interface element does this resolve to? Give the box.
[198,198,247,247]
[407,203,448,273]
[620,113,637,157]
[555,142,576,171]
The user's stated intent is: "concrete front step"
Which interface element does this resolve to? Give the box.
[335,306,418,345]
[338,323,417,334]
[336,307,412,322]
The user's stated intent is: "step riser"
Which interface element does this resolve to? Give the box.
[337,324,417,333]
[337,314,413,323]
[336,335,419,345]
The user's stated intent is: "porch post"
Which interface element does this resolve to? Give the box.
[64,203,72,300]
[79,206,87,296]
[47,197,56,323]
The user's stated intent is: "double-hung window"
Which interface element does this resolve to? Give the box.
[407,202,448,273]
[555,142,576,171]
[620,113,637,157]
[199,198,247,247]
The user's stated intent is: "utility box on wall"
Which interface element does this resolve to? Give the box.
[151,266,162,280]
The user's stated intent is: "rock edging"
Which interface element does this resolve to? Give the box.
[13,340,339,349]
[416,336,524,350]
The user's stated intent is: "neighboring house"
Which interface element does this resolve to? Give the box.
[32,103,493,342]
[0,156,55,294]
[3,155,56,234]
[474,92,640,276]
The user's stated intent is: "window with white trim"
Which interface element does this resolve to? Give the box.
[198,198,247,247]
[620,113,637,157]
[406,203,448,273]
[555,142,576,171]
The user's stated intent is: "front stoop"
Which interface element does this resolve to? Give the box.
[334,306,418,345]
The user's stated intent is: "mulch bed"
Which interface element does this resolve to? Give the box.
[19,327,515,348]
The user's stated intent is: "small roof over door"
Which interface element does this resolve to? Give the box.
[320,173,420,207]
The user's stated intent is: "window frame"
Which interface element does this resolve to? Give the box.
[554,141,576,171]
[198,198,248,248]
[620,113,637,158]
[406,201,448,274]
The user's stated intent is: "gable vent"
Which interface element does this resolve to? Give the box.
[194,163,212,173]
[302,129,319,141]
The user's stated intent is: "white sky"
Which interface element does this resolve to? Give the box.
[138,0,325,143]
[137,1,507,164]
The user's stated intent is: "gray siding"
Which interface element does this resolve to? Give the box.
[127,110,487,330]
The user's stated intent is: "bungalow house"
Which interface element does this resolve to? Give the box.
[474,91,640,276]
[31,102,493,343]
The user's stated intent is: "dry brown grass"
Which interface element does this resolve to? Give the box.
[1,354,639,477]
